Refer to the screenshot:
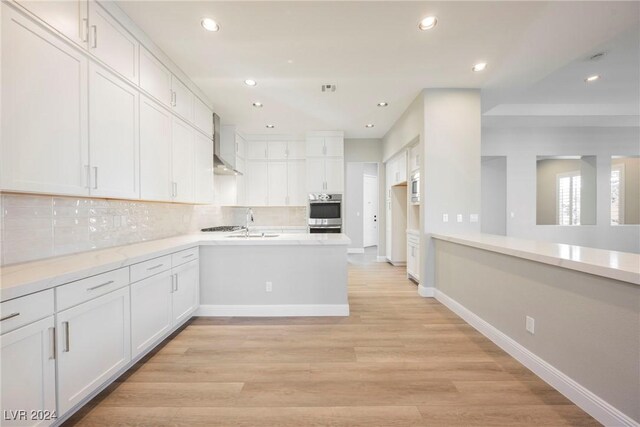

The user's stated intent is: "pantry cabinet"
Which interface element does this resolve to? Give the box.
[140,96,173,201]
[306,157,343,193]
[88,64,139,199]
[1,5,89,196]
[56,286,131,416]
[287,160,307,206]
[171,118,195,203]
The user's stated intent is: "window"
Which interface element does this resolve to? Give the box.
[611,163,625,225]
[557,171,581,225]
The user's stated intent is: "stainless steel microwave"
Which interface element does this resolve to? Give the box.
[410,171,420,204]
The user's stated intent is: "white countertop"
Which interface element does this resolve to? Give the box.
[432,233,640,286]
[0,232,351,302]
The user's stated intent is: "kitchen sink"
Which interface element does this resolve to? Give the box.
[226,233,279,238]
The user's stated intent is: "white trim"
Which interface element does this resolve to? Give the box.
[196,304,350,317]
[376,256,387,262]
[434,289,639,427]
[348,248,365,254]
[418,284,435,297]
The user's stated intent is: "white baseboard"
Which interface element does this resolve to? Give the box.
[348,248,365,254]
[434,289,638,427]
[418,284,435,297]
[196,304,350,317]
[376,256,387,262]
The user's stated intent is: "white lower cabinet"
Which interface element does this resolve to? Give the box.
[131,270,173,358]
[56,287,131,416]
[407,233,420,281]
[0,316,56,427]
[172,260,200,325]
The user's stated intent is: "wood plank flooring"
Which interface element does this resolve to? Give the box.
[64,257,599,426]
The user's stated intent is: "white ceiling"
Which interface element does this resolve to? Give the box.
[117,1,640,137]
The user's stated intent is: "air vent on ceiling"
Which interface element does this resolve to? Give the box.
[322,84,336,92]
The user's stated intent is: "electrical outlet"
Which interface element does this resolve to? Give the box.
[266,281,273,292]
[526,316,535,334]
[456,214,463,223]
[442,214,449,222]
[470,214,479,223]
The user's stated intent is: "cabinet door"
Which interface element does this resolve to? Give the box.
[406,243,416,277]
[171,76,194,121]
[325,158,344,193]
[1,316,56,427]
[305,158,325,193]
[139,46,172,107]
[287,140,306,160]
[193,97,212,137]
[15,0,88,47]
[324,136,344,157]
[171,118,195,203]
[89,64,139,199]
[246,141,268,160]
[245,160,268,206]
[287,160,306,206]
[386,157,398,187]
[236,158,246,206]
[194,132,214,204]
[140,96,172,201]
[268,161,288,206]
[410,145,420,172]
[397,151,407,183]
[131,270,172,359]
[88,1,138,83]
[172,260,199,325]
[305,137,325,157]
[267,141,288,160]
[56,287,130,416]
[235,134,246,160]
[1,6,89,196]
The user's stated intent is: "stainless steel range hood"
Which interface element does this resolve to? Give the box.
[213,113,242,175]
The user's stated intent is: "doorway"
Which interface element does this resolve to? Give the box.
[345,162,380,254]
[363,173,379,247]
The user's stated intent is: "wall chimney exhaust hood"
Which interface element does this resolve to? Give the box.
[213,113,242,175]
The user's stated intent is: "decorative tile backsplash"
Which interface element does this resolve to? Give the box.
[0,193,307,265]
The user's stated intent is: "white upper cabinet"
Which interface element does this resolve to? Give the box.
[305,134,344,158]
[409,144,420,172]
[171,76,194,121]
[1,5,89,196]
[268,141,288,160]
[171,118,195,203]
[235,157,246,205]
[139,46,172,107]
[88,1,138,84]
[325,157,344,193]
[89,64,139,199]
[287,140,306,160]
[305,158,326,193]
[324,136,344,157]
[245,160,268,206]
[194,97,213,137]
[305,137,325,157]
[235,134,246,160]
[14,0,89,47]
[247,141,269,160]
[194,132,214,204]
[140,96,172,201]
[287,160,306,206]
[268,161,288,205]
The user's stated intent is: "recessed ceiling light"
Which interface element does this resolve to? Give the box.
[472,62,487,72]
[377,102,388,107]
[585,74,600,83]
[266,124,275,129]
[245,79,257,87]
[365,124,375,128]
[418,16,437,30]
[252,102,263,108]
[200,18,219,32]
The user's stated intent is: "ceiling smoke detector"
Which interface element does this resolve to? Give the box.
[321,84,337,92]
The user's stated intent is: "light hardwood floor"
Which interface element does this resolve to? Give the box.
[64,256,599,426]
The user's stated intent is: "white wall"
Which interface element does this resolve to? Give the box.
[345,163,364,249]
[382,94,423,162]
[482,126,640,253]
[481,156,507,235]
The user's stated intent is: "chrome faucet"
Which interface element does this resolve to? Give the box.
[245,208,254,237]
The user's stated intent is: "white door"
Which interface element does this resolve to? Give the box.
[89,64,139,199]
[268,142,288,160]
[324,136,344,157]
[1,316,56,427]
[193,97,213,137]
[139,46,172,107]
[246,141,268,160]
[15,0,88,47]
[171,75,194,121]
[140,96,172,201]
[1,6,89,196]
[325,158,344,193]
[268,161,288,206]
[56,287,131,416]
[363,174,378,247]
[305,158,326,193]
[171,118,195,203]
[88,0,138,83]
[245,160,268,206]
[194,132,214,204]
[287,160,306,206]
[172,261,199,325]
[131,270,173,358]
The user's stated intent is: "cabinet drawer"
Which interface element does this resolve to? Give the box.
[1,289,54,335]
[131,255,172,282]
[171,247,199,267]
[56,268,129,311]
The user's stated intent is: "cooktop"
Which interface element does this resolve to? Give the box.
[201,226,246,233]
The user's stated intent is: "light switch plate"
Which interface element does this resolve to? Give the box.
[456,214,463,223]
[470,214,479,223]
[526,316,535,334]
[442,214,449,223]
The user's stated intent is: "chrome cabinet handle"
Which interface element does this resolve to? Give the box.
[147,263,164,271]
[0,312,20,322]
[93,166,98,189]
[62,322,70,352]
[87,280,114,291]
[49,327,56,360]
[90,25,97,48]
[81,18,89,42]
[183,253,194,259]
[174,274,179,292]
